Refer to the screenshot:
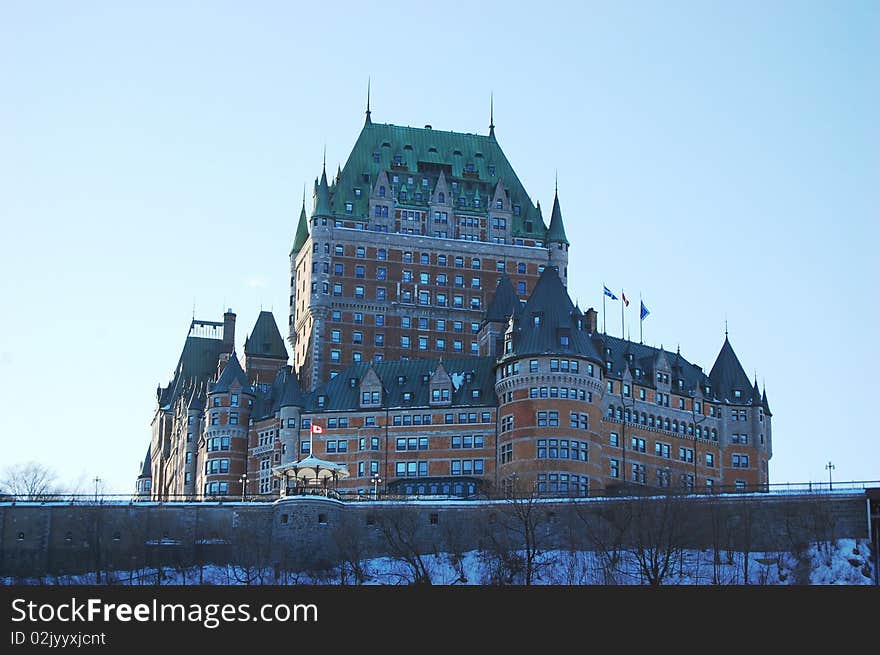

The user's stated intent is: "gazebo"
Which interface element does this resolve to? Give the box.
[273,456,350,498]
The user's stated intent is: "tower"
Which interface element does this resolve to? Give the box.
[546,186,569,287]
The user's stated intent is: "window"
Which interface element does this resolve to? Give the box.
[678,447,694,463]
[655,442,670,458]
[631,437,646,452]
[356,246,365,258]
[610,459,620,478]
[609,432,619,447]
[732,454,749,468]
[705,452,715,467]
[631,463,646,484]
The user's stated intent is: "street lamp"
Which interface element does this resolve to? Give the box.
[240,473,248,502]
[825,462,834,491]
[371,473,382,499]
[93,476,101,503]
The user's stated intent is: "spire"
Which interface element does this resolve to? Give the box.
[761,386,772,416]
[489,93,495,139]
[313,160,331,217]
[485,273,519,323]
[291,193,310,255]
[708,334,752,403]
[365,78,372,125]
[546,184,569,245]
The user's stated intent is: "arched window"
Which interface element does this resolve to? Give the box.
[438,192,445,203]
[664,418,670,430]
[379,186,386,198]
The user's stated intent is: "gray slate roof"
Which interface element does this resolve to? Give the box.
[244,311,288,360]
[708,336,754,404]
[138,446,151,479]
[506,266,602,363]
[209,353,251,394]
[157,331,226,409]
[484,273,522,323]
[307,357,497,412]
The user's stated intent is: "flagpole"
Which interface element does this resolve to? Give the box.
[602,282,606,334]
[640,293,643,344]
[621,289,625,340]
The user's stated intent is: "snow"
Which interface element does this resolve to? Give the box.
[450,372,465,391]
[4,539,873,586]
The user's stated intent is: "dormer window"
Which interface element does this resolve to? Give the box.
[495,200,503,209]
[400,189,407,201]
[532,313,542,327]
[397,375,406,386]
[378,186,386,197]
[403,391,413,402]
[438,192,445,203]
[733,390,742,399]
[559,335,570,347]
[474,198,480,207]
[349,378,357,388]
[317,395,327,408]
[372,151,380,163]
[345,202,353,213]
[465,162,475,173]
[230,394,239,407]
[431,388,450,402]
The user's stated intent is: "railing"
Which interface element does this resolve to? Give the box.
[2,480,877,505]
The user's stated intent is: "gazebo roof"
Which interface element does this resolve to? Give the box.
[273,456,350,481]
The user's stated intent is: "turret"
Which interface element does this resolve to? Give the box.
[546,186,570,287]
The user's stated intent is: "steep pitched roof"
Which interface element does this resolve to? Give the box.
[762,388,772,416]
[596,334,710,393]
[244,311,288,360]
[326,121,544,238]
[484,273,521,323]
[506,266,602,363]
[305,357,497,412]
[279,367,304,409]
[209,352,250,394]
[291,200,310,254]
[708,336,753,404]
[138,446,152,479]
[546,190,569,244]
[157,327,227,409]
[313,165,331,217]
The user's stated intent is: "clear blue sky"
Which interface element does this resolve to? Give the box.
[1,1,877,493]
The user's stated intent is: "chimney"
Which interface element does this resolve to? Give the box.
[585,307,598,334]
[223,309,236,352]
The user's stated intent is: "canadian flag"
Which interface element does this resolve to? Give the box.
[310,424,324,434]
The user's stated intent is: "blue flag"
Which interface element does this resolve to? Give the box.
[640,300,650,321]
[603,286,618,300]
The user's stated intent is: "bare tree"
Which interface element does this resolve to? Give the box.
[576,501,633,585]
[1,462,63,500]
[331,512,373,585]
[227,511,274,585]
[628,492,690,585]
[482,477,547,585]
[375,506,434,585]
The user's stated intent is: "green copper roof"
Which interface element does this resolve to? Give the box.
[313,166,331,217]
[291,201,310,254]
[546,190,569,244]
[325,121,545,238]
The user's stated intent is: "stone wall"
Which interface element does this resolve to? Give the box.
[0,491,872,580]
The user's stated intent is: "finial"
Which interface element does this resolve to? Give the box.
[554,169,558,195]
[724,319,728,338]
[365,78,372,124]
[323,145,326,171]
[489,92,495,137]
[302,183,306,209]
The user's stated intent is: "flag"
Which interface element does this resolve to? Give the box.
[603,286,618,300]
[622,292,630,307]
[310,424,324,434]
[640,301,650,321]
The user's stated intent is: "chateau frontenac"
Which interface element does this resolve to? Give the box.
[138,106,772,500]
